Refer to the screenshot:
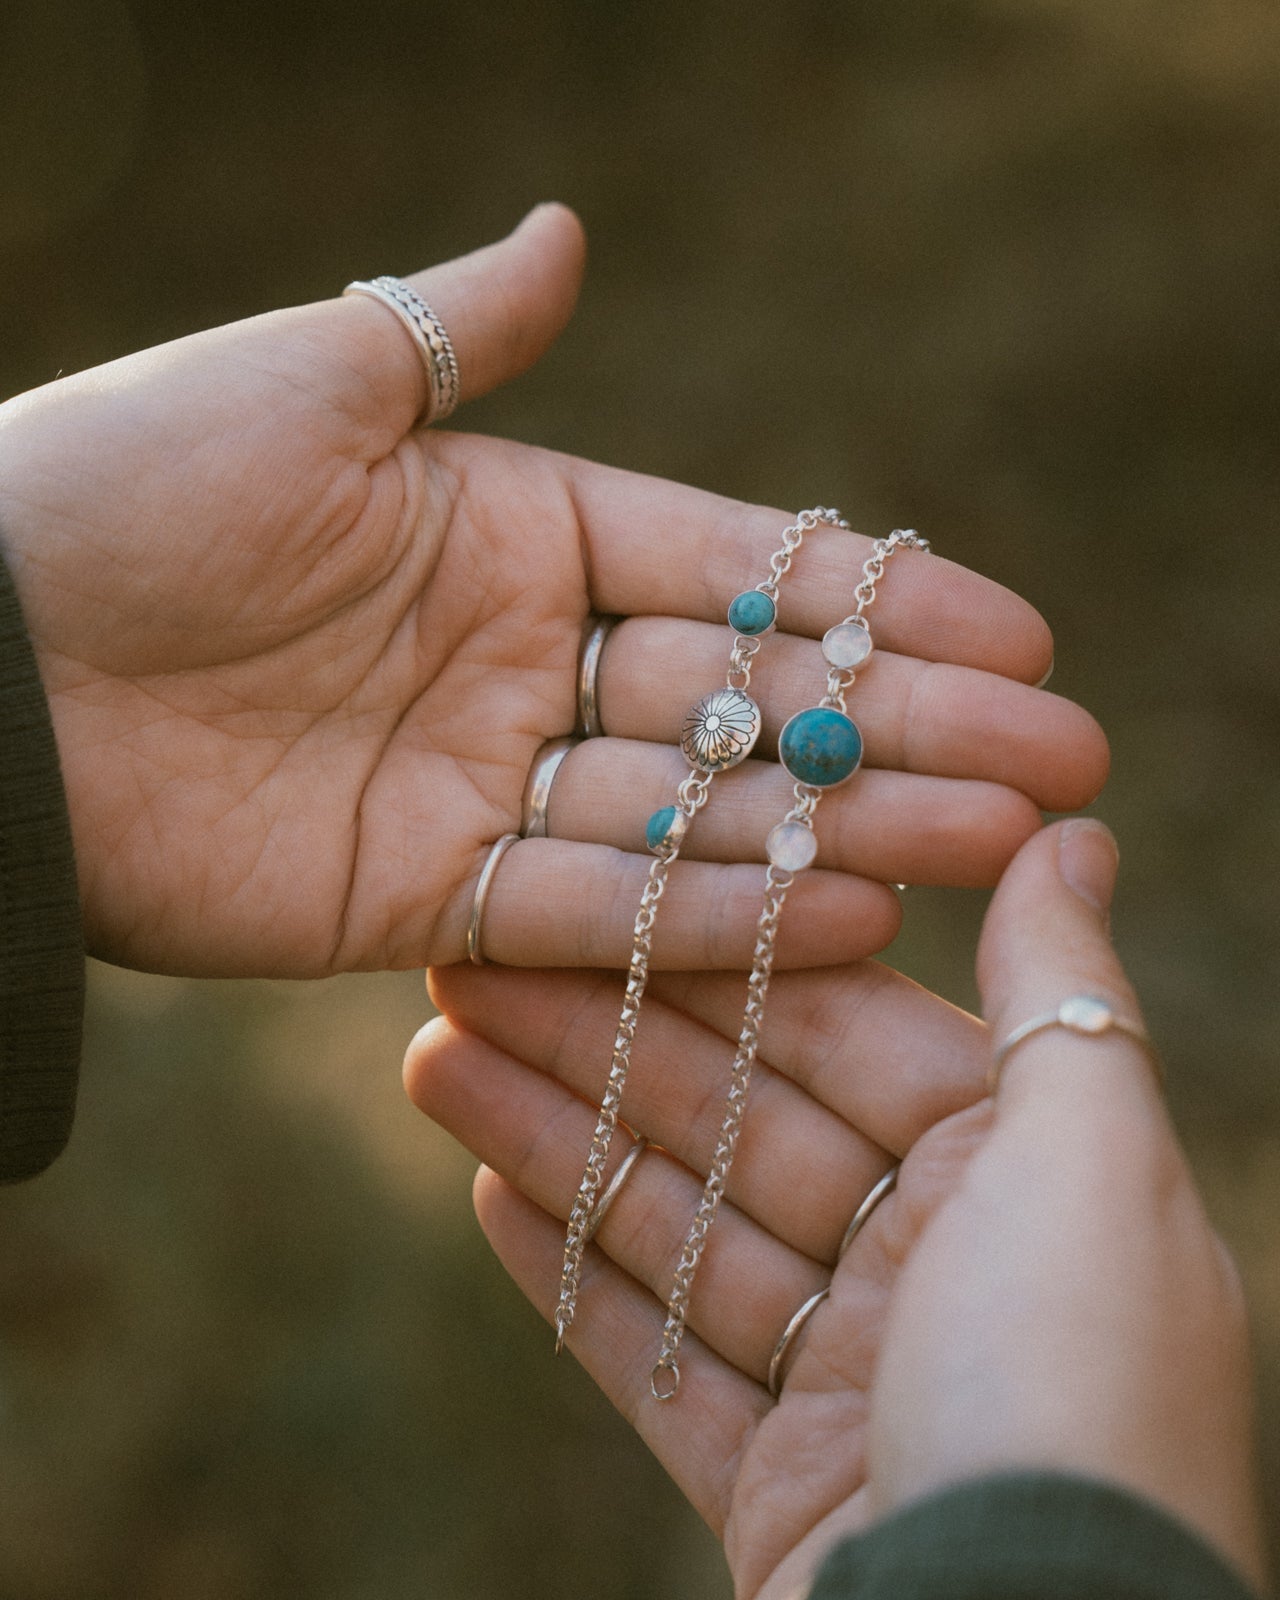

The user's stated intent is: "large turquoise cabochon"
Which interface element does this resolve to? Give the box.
[778,707,863,787]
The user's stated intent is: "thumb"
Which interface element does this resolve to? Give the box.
[334,201,587,427]
[977,818,1161,1119]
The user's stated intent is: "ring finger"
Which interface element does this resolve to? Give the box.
[539,737,1036,888]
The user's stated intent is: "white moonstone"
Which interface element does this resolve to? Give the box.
[821,623,873,671]
[766,820,818,872]
[1059,995,1113,1034]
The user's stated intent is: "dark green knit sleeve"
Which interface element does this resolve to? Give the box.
[0,539,83,1180]
[810,1474,1261,1600]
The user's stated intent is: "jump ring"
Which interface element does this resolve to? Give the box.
[988,994,1158,1096]
[838,1164,899,1259]
[581,1136,650,1245]
[767,1287,830,1399]
[466,833,520,966]
[343,275,461,423]
[520,736,581,839]
[576,615,620,738]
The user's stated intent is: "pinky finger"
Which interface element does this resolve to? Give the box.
[473,1166,768,1534]
[460,839,902,970]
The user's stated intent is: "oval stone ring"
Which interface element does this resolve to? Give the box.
[988,994,1160,1095]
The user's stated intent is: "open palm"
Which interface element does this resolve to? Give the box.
[407,822,1263,1598]
[407,956,992,1596]
[0,206,1103,978]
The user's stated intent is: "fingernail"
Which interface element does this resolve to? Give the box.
[1058,818,1119,913]
[520,201,560,226]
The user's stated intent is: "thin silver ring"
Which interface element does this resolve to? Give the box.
[520,736,581,839]
[466,833,520,966]
[576,614,619,738]
[767,1287,830,1399]
[343,275,461,423]
[581,1136,650,1245]
[988,994,1157,1095]
[838,1164,899,1259]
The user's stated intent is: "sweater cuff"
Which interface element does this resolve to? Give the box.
[0,539,83,1180]
[810,1473,1259,1600]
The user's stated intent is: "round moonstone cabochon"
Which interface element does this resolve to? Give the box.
[766,820,818,872]
[727,589,776,637]
[1058,995,1114,1034]
[681,687,763,772]
[821,622,873,671]
[778,706,864,788]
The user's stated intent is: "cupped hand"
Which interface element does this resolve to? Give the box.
[0,205,1104,977]
[404,821,1264,1598]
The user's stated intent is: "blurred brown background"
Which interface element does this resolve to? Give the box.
[1,1,1278,1594]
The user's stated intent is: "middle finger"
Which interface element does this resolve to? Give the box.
[596,616,1108,814]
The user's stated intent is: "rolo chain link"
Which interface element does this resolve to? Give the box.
[555,846,674,1351]
[651,863,792,1396]
[821,528,930,712]
[764,506,850,596]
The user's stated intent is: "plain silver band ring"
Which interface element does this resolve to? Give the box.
[520,736,581,839]
[466,833,520,966]
[767,1287,830,1399]
[343,276,461,423]
[577,615,620,738]
[838,1165,899,1260]
[581,1136,650,1245]
[988,994,1157,1095]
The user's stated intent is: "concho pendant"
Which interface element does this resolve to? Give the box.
[680,687,762,773]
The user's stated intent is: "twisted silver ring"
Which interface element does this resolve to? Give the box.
[466,833,520,966]
[343,275,461,423]
[576,614,620,738]
[838,1164,899,1259]
[520,736,581,839]
[988,994,1157,1095]
[767,1287,829,1398]
[582,1136,650,1245]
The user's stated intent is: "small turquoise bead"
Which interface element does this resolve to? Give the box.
[727,589,776,636]
[646,805,679,852]
[778,707,863,788]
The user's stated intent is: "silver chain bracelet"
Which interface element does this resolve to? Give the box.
[553,507,852,1355]
[650,527,931,1399]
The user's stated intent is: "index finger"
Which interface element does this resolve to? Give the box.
[565,463,1054,683]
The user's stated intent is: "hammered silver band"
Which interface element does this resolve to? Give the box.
[343,275,461,423]
[576,614,619,737]
[838,1164,899,1259]
[581,1136,649,1245]
[988,994,1158,1095]
[521,736,581,839]
[466,833,520,967]
[767,1287,830,1399]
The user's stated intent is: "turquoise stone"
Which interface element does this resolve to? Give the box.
[727,589,776,636]
[646,805,680,852]
[778,707,863,787]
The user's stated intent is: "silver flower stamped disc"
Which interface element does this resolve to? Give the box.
[680,687,763,773]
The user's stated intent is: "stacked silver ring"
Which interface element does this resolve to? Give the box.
[466,615,619,964]
[344,275,461,423]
